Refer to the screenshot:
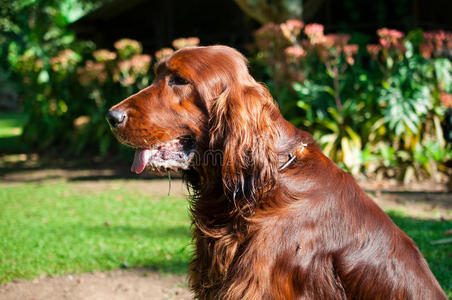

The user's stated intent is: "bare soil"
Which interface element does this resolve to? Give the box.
[0,269,191,300]
[0,161,450,300]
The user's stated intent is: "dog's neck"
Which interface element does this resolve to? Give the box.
[185,115,313,225]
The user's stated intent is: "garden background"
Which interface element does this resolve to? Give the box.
[0,0,451,299]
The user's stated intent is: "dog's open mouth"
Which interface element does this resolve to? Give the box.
[131,138,195,174]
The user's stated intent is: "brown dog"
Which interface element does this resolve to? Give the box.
[106,45,447,299]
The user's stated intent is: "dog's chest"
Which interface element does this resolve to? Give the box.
[191,216,300,299]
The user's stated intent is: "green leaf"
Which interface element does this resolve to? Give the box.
[325,86,336,97]
[37,70,49,84]
[345,126,362,149]
[296,100,310,111]
[434,59,452,93]
[327,107,340,122]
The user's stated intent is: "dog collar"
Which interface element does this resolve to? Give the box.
[279,142,308,171]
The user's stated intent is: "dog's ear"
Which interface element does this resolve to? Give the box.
[209,84,279,209]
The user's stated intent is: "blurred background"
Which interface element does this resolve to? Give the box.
[0,0,451,299]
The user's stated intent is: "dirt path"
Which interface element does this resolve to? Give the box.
[0,163,450,299]
[0,269,191,300]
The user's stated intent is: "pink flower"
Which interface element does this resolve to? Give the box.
[118,60,132,74]
[155,48,174,61]
[379,38,391,49]
[255,23,285,51]
[77,60,106,86]
[172,37,200,50]
[130,54,151,75]
[255,23,280,38]
[440,92,452,108]
[34,59,44,72]
[324,34,350,48]
[419,42,433,58]
[445,32,452,49]
[377,28,405,51]
[344,44,358,65]
[73,116,90,130]
[366,44,381,59]
[114,39,142,52]
[286,19,304,30]
[50,49,80,72]
[433,31,446,50]
[115,54,151,86]
[118,55,151,75]
[281,19,304,42]
[284,46,306,61]
[423,30,451,55]
[114,39,143,59]
[304,23,325,44]
[345,56,355,65]
[377,28,404,40]
[120,75,135,86]
[93,49,117,62]
[344,44,358,55]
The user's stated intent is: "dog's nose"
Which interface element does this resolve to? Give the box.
[106,110,126,128]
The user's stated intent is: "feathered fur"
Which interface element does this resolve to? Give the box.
[108,45,447,300]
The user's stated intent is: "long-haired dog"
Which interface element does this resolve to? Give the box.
[106,45,447,299]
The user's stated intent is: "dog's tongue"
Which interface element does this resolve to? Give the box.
[131,149,151,174]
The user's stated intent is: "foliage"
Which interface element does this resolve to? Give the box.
[13,39,152,156]
[4,0,451,181]
[254,21,452,182]
[233,0,334,25]
[233,0,303,24]
[0,0,105,86]
[1,0,114,155]
[10,23,200,156]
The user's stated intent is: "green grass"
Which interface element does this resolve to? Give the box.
[0,112,28,153]
[0,182,192,282]
[0,112,28,138]
[388,210,452,298]
[0,182,450,297]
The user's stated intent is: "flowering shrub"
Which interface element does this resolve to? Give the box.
[254,21,452,182]
[114,38,143,60]
[172,37,200,50]
[155,48,175,62]
[14,39,150,156]
[16,37,203,157]
[421,30,452,59]
[154,37,200,62]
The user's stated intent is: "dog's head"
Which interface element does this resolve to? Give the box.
[107,45,279,198]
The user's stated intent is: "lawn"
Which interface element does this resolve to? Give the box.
[388,211,452,297]
[0,181,451,297]
[0,182,192,282]
[0,112,28,153]
[0,112,28,137]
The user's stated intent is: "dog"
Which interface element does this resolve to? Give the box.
[106,45,447,299]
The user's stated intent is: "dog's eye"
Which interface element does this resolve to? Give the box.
[169,74,189,86]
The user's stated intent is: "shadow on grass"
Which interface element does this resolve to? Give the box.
[84,213,451,291]
[0,154,181,183]
[86,224,191,240]
[85,224,192,274]
[82,213,452,285]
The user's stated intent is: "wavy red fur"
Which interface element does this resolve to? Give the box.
[108,45,447,299]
